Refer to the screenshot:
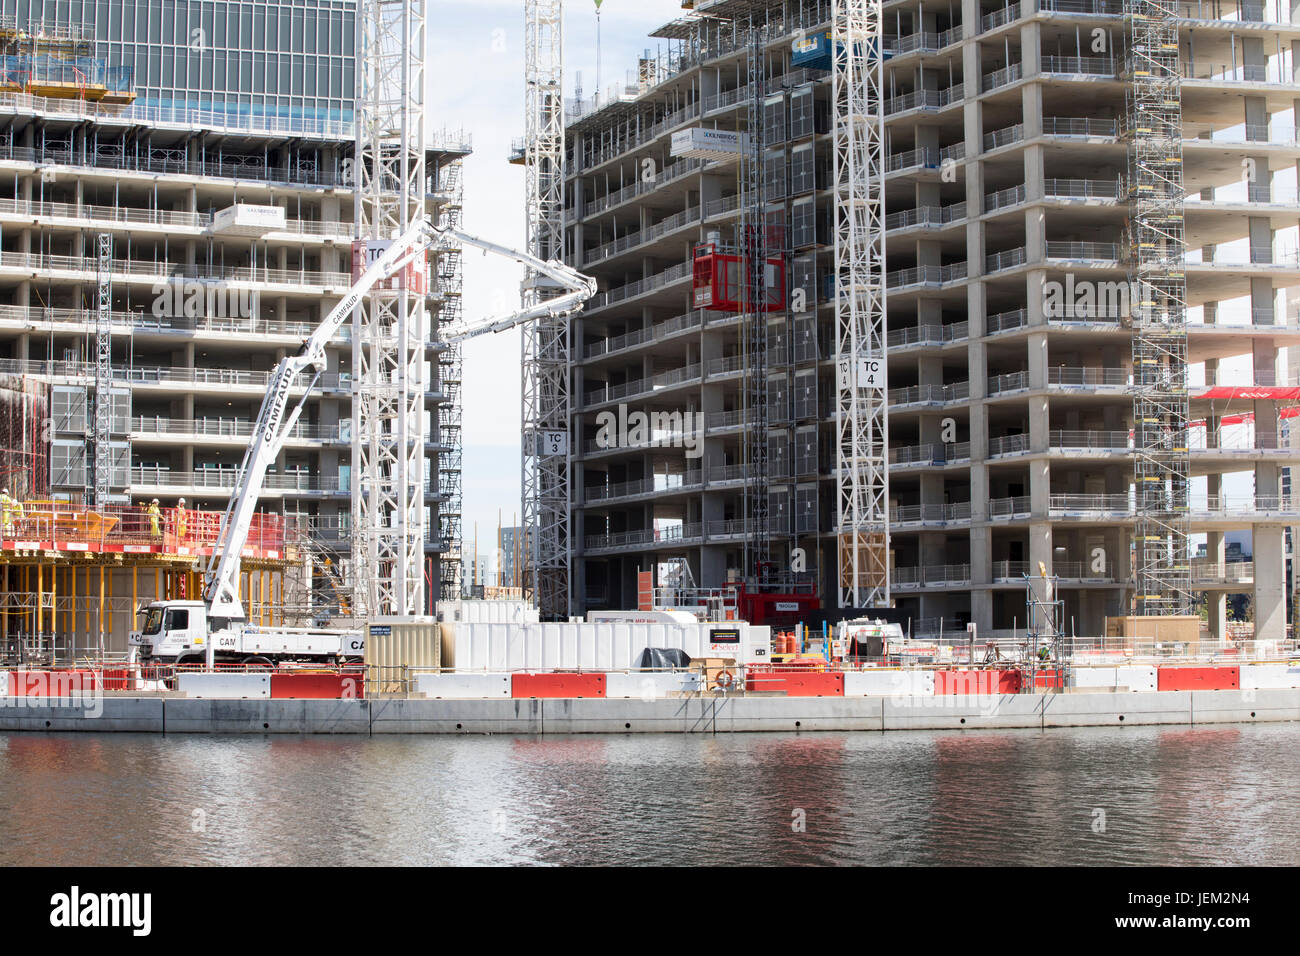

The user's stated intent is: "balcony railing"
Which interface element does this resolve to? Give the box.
[130,417,343,442]
[1043,116,1120,138]
[889,381,971,406]
[887,262,968,289]
[1046,241,1120,261]
[0,250,348,288]
[1041,56,1118,76]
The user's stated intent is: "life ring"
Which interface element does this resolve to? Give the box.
[714,669,735,690]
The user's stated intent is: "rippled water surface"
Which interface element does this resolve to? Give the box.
[1,724,1295,865]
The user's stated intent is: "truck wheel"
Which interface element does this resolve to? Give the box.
[242,656,275,669]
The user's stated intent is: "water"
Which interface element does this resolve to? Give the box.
[1,723,1296,866]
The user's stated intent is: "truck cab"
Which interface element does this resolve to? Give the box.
[130,600,212,663]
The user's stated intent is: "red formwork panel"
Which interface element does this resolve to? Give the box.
[511,673,607,699]
[1157,666,1239,692]
[270,673,365,699]
[745,670,845,697]
[934,670,1023,695]
[10,670,101,696]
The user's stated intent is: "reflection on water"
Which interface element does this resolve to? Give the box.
[1,723,1296,866]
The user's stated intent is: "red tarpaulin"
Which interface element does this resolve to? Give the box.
[1197,386,1300,401]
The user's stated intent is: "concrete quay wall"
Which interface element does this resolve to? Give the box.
[0,688,1296,735]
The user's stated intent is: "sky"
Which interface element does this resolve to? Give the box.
[429,0,685,553]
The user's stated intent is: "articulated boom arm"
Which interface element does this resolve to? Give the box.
[202,218,595,625]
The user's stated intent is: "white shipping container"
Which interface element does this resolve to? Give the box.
[438,599,539,625]
[451,621,765,672]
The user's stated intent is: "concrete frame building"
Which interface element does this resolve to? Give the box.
[567,0,1300,640]
[0,0,466,652]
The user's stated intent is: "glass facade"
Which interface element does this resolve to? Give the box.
[5,0,355,132]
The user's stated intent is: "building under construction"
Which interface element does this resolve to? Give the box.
[0,0,467,659]
[567,0,1300,642]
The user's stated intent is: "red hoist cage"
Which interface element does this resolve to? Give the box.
[691,240,786,312]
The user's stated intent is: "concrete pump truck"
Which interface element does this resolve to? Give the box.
[129,217,596,668]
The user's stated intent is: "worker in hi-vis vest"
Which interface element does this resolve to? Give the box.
[175,498,189,540]
[146,498,162,538]
[0,487,21,534]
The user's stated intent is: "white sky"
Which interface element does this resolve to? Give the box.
[429,0,685,549]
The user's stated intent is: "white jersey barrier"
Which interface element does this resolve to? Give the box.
[605,672,702,698]
[1240,662,1300,690]
[1071,665,1158,693]
[449,621,767,672]
[844,669,935,697]
[414,673,512,699]
[177,672,271,699]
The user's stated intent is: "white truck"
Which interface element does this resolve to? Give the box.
[129,217,596,667]
[131,601,366,667]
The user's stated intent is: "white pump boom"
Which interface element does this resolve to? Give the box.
[202,218,596,627]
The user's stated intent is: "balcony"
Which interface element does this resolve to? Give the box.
[887,321,969,348]
[992,560,1117,583]
[889,501,972,526]
[1041,56,1118,78]
[583,471,702,504]
[889,381,971,408]
[889,441,972,467]
[583,205,702,266]
[130,416,345,444]
[887,262,968,289]
[0,250,349,290]
[129,466,344,493]
[587,260,692,311]
[893,564,971,589]
[885,202,968,232]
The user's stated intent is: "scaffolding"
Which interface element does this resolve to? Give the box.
[353,0,428,617]
[438,157,465,599]
[1023,571,1065,684]
[92,232,112,508]
[741,18,771,575]
[1126,0,1192,615]
[521,0,571,619]
[833,0,890,608]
